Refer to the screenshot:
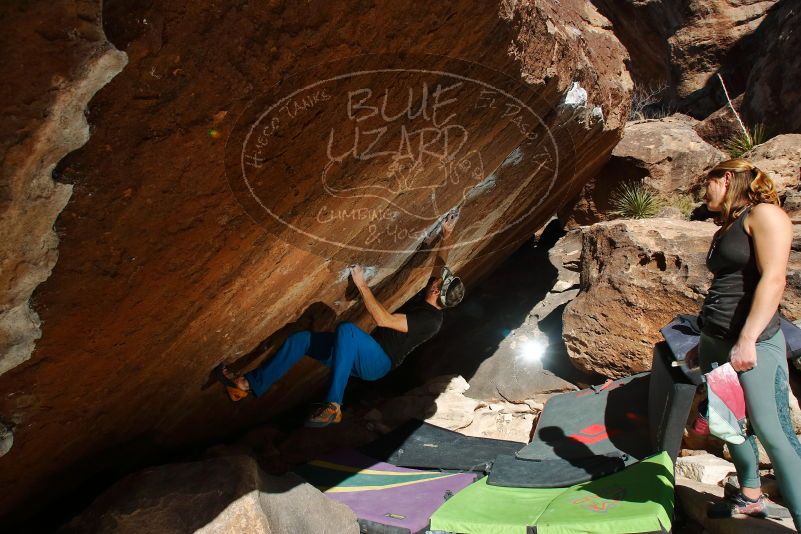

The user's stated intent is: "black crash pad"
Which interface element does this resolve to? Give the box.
[648,341,697,462]
[488,345,695,488]
[487,452,628,489]
[514,373,653,463]
[360,419,524,473]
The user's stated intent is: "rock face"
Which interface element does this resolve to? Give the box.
[61,455,358,534]
[563,219,716,378]
[373,375,540,443]
[616,117,725,195]
[694,94,745,150]
[591,0,777,116]
[0,3,126,377]
[0,0,633,523]
[560,116,723,228]
[742,0,801,135]
[743,134,801,192]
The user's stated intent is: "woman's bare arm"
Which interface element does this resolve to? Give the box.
[730,203,792,370]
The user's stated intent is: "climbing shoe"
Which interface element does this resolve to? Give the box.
[212,363,251,402]
[708,491,768,519]
[304,402,342,428]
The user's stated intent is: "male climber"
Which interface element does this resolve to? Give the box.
[213,214,464,427]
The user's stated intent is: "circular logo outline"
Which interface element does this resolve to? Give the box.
[228,55,567,255]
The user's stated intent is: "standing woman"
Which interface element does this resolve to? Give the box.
[698,158,800,529]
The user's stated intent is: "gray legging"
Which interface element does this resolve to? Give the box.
[700,328,801,530]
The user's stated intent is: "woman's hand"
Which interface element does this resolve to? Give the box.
[730,337,758,372]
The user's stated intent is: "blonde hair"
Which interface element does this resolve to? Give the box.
[707,158,779,227]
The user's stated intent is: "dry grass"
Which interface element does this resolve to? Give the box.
[629,81,670,121]
[658,192,698,219]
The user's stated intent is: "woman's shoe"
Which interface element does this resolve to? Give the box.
[722,477,792,519]
[708,491,768,519]
[211,363,251,402]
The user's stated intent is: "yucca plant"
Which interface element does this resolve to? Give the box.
[610,181,661,219]
[726,123,766,158]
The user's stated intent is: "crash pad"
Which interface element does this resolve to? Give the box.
[512,373,651,464]
[648,341,698,462]
[430,451,674,534]
[487,453,626,489]
[361,419,523,473]
[294,448,477,534]
[489,345,694,488]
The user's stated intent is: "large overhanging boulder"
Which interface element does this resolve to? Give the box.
[0,0,632,524]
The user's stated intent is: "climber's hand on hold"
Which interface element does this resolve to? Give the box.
[442,210,459,240]
[350,265,367,288]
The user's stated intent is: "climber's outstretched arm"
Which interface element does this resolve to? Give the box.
[428,211,458,280]
[351,266,408,332]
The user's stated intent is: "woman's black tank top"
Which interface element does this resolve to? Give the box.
[699,204,781,341]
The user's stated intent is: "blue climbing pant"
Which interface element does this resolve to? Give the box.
[700,328,801,530]
[244,321,392,405]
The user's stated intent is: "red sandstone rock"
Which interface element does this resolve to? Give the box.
[0,0,632,524]
[560,116,724,227]
[0,2,126,376]
[564,216,801,379]
[694,94,746,150]
[563,219,716,378]
[742,1,801,135]
[591,0,777,116]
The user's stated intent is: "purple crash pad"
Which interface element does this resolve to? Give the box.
[295,448,478,534]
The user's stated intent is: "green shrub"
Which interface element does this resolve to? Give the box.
[610,181,661,219]
[726,123,766,157]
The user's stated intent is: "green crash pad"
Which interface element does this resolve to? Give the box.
[430,452,674,534]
